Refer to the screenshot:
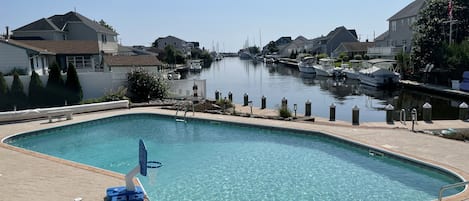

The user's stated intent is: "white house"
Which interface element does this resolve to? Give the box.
[0,39,54,75]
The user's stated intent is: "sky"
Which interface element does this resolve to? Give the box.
[2,0,414,52]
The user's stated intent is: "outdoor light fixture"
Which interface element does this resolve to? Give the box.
[248,100,253,116]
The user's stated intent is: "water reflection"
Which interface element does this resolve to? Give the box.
[185,57,468,122]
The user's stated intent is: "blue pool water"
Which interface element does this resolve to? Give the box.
[5,114,464,200]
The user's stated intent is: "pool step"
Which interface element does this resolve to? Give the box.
[368,149,384,157]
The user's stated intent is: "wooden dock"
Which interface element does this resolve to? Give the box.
[400,80,469,100]
[278,58,298,68]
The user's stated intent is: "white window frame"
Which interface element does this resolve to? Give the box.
[66,56,93,69]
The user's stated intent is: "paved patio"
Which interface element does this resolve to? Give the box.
[1,106,469,200]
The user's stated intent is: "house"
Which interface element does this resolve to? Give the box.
[19,40,101,72]
[0,39,54,75]
[278,36,309,57]
[103,55,163,74]
[309,26,359,56]
[154,36,195,54]
[369,0,426,57]
[332,42,375,58]
[12,11,118,54]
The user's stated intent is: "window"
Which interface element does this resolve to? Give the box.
[66,56,93,69]
[101,34,107,43]
[391,21,397,32]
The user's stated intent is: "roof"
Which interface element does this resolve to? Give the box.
[103,55,163,67]
[14,11,117,35]
[338,42,375,52]
[19,40,99,54]
[156,35,186,43]
[375,31,389,41]
[388,0,426,21]
[13,18,61,32]
[0,39,55,55]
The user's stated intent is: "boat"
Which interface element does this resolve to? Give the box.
[239,50,254,60]
[313,58,335,76]
[460,71,469,92]
[342,60,363,80]
[167,71,181,80]
[188,60,202,72]
[358,59,400,88]
[298,57,316,74]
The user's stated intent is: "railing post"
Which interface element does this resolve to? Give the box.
[385,104,394,124]
[352,105,359,125]
[243,93,249,106]
[459,102,468,121]
[261,96,266,109]
[422,102,432,122]
[305,100,311,117]
[329,103,336,121]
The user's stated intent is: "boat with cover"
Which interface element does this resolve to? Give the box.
[298,57,316,74]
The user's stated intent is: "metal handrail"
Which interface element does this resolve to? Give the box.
[400,109,406,125]
[438,181,468,201]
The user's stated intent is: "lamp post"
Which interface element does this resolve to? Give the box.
[293,104,297,118]
[248,100,253,116]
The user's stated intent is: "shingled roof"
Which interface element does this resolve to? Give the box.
[14,11,117,35]
[0,39,55,55]
[104,55,163,67]
[388,0,426,21]
[19,40,99,54]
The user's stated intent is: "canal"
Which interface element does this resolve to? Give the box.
[184,57,469,122]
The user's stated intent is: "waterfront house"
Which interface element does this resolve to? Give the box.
[103,55,163,74]
[309,26,359,57]
[0,39,54,75]
[278,36,309,57]
[332,42,375,59]
[369,0,426,58]
[19,40,101,73]
[153,36,197,55]
[12,11,118,54]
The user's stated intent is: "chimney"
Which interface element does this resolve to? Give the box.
[5,26,9,39]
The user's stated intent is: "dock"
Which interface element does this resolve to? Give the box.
[400,80,469,100]
[278,58,298,68]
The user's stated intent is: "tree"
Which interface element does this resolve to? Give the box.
[98,19,116,32]
[65,63,83,104]
[396,51,412,79]
[46,62,65,106]
[127,68,168,102]
[28,71,45,107]
[0,72,10,111]
[266,41,279,53]
[164,45,186,64]
[10,72,27,109]
[413,0,469,70]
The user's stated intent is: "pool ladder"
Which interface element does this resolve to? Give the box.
[438,180,469,201]
[175,105,188,123]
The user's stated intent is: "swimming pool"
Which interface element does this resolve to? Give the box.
[4,113,464,200]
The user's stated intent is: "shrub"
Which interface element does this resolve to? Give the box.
[127,68,168,102]
[28,71,45,107]
[216,98,233,109]
[10,72,27,109]
[46,62,65,106]
[0,72,10,111]
[102,86,128,102]
[278,106,292,118]
[65,63,83,104]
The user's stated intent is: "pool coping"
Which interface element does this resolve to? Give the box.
[1,107,469,201]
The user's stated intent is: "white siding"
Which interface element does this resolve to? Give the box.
[0,42,30,74]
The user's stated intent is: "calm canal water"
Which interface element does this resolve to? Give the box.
[184,57,468,122]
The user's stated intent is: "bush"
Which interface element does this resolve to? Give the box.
[65,63,83,104]
[28,71,45,107]
[0,72,10,111]
[46,62,66,106]
[216,98,233,109]
[278,106,292,118]
[127,68,168,102]
[10,72,27,109]
[102,86,128,102]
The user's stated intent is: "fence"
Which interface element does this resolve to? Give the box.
[3,72,204,100]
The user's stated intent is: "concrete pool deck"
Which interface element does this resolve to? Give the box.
[1,106,469,201]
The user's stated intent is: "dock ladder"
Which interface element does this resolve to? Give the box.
[438,181,468,201]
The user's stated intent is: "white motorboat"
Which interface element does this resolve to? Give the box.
[358,59,400,88]
[189,60,202,72]
[313,58,335,76]
[167,71,181,80]
[298,57,316,74]
[342,60,363,80]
